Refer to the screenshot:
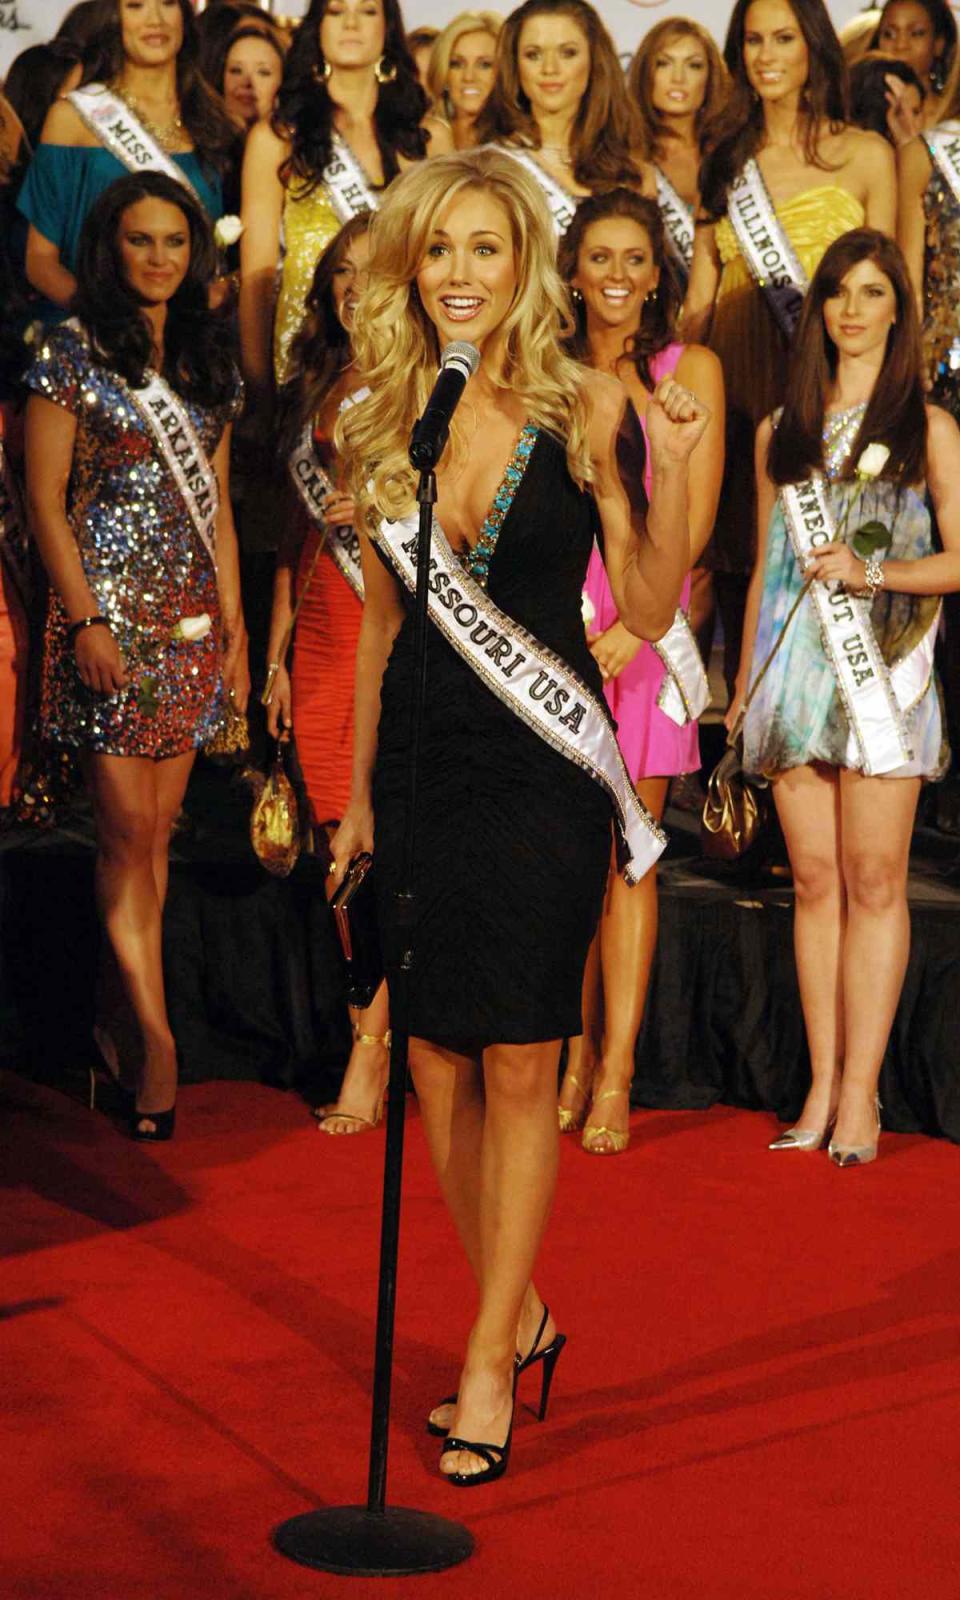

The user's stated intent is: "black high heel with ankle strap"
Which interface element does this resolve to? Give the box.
[426,1305,567,1437]
[440,1363,519,1488]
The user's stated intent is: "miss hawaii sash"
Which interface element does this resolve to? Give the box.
[925,120,960,205]
[288,424,364,600]
[504,148,579,234]
[655,166,695,283]
[68,84,201,201]
[727,159,807,337]
[780,476,939,774]
[322,133,380,224]
[377,511,666,883]
[653,608,709,725]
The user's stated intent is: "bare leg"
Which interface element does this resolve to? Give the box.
[319,978,391,1135]
[86,754,183,1128]
[558,926,601,1127]
[151,750,196,910]
[772,764,844,1133]
[441,1038,561,1478]
[835,771,919,1149]
[582,778,669,1151]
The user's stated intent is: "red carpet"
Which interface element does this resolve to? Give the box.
[2,1073,958,1600]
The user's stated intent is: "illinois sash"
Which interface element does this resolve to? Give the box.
[288,424,364,600]
[68,84,201,201]
[504,148,579,235]
[377,511,666,883]
[653,608,709,725]
[655,166,695,284]
[780,475,938,774]
[726,159,807,337]
[925,120,960,206]
[322,133,380,223]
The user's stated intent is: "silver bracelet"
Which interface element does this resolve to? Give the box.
[863,556,885,598]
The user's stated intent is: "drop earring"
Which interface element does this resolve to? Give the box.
[374,55,397,85]
[311,57,332,84]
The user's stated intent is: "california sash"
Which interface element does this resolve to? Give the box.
[322,133,380,223]
[504,148,579,235]
[68,84,201,201]
[288,424,364,600]
[377,511,666,882]
[925,120,960,206]
[654,608,709,725]
[655,166,695,282]
[0,443,30,605]
[780,476,938,774]
[726,159,807,337]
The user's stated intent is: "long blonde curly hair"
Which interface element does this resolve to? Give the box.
[336,146,592,530]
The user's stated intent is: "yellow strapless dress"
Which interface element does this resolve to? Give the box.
[708,184,865,573]
[273,181,342,386]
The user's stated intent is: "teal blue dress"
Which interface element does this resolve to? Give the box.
[17,144,222,318]
[743,405,948,780]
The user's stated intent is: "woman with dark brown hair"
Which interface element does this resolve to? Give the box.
[476,0,652,231]
[728,228,960,1165]
[682,0,895,697]
[264,214,390,1136]
[18,0,236,314]
[627,17,729,289]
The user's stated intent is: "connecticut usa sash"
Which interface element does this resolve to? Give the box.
[288,424,364,600]
[322,133,380,224]
[726,159,808,337]
[925,120,960,206]
[68,84,201,201]
[377,511,666,883]
[655,166,695,284]
[504,148,579,235]
[653,608,710,725]
[780,476,939,775]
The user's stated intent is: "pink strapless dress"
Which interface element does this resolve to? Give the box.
[584,342,700,781]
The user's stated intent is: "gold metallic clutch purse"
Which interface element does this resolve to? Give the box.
[700,737,769,861]
[250,752,301,877]
[203,689,250,763]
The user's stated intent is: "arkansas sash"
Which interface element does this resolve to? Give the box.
[655,166,695,283]
[653,608,709,725]
[726,159,807,337]
[68,84,201,201]
[780,475,938,774]
[322,133,380,223]
[288,424,364,600]
[504,148,579,235]
[925,120,960,206]
[377,511,666,883]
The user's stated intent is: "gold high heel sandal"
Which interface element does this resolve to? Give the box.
[582,1087,631,1155]
[317,1029,391,1136]
[558,1070,590,1133]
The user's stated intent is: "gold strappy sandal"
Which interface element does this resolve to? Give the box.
[317,1029,391,1136]
[558,1070,590,1133]
[581,1087,631,1155]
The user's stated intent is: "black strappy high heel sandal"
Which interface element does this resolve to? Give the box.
[426,1305,566,1437]
[440,1364,519,1489]
[130,1106,176,1142]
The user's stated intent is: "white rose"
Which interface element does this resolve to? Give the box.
[214,214,244,249]
[172,613,213,642]
[581,590,596,629]
[856,443,890,480]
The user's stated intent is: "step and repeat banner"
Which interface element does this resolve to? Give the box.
[0,0,884,82]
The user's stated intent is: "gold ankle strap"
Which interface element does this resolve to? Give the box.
[353,1028,392,1048]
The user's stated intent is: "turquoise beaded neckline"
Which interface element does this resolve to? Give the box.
[461,423,539,589]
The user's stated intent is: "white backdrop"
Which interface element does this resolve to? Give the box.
[0,0,876,82]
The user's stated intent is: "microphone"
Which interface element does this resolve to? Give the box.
[409,341,481,471]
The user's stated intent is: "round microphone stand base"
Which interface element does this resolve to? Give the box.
[273,1505,474,1577]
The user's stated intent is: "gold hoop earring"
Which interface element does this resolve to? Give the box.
[312,57,332,84]
[374,55,397,85]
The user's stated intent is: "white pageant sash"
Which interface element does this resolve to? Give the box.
[322,133,380,223]
[68,84,200,201]
[925,120,960,206]
[727,159,807,337]
[377,511,666,883]
[288,425,364,600]
[65,318,219,570]
[504,148,579,235]
[653,608,709,725]
[779,475,934,775]
[655,166,695,280]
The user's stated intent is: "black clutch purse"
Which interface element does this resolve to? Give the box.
[330,852,383,1008]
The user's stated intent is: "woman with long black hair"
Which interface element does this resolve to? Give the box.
[18,0,236,315]
[729,229,960,1165]
[24,172,249,1139]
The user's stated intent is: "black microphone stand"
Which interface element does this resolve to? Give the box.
[273,436,473,1576]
